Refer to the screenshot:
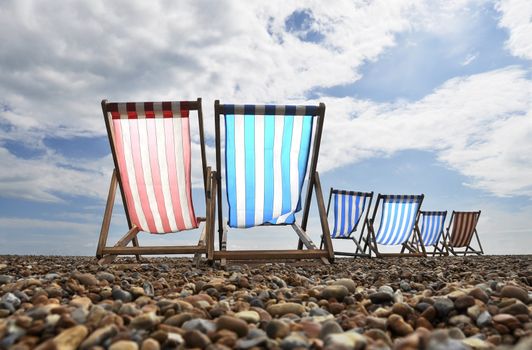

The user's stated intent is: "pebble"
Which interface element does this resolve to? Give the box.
[321,284,349,301]
[130,312,159,329]
[266,302,305,316]
[266,319,290,339]
[109,340,139,350]
[325,331,367,350]
[73,273,99,286]
[319,320,343,339]
[333,278,357,292]
[280,333,309,349]
[181,318,216,333]
[500,302,529,315]
[454,295,475,310]
[434,298,455,317]
[52,325,89,350]
[501,286,529,304]
[140,338,160,350]
[183,329,210,348]
[235,310,260,323]
[96,271,115,283]
[369,292,394,304]
[0,255,530,350]
[80,324,118,349]
[387,314,414,336]
[469,287,489,303]
[217,315,249,337]
[476,311,492,327]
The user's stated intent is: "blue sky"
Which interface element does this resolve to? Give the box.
[0,0,531,255]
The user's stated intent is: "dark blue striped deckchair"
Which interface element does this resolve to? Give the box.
[320,188,373,257]
[362,194,426,257]
[444,211,483,256]
[212,101,334,265]
[410,211,448,256]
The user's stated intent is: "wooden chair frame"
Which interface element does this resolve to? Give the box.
[409,211,448,256]
[320,188,373,258]
[443,210,483,256]
[96,98,216,265]
[358,194,426,257]
[212,100,334,265]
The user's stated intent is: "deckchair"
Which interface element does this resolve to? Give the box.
[212,101,334,265]
[96,99,216,265]
[320,188,373,257]
[410,211,448,256]
[444,211,483,256]
[360,194,425,257]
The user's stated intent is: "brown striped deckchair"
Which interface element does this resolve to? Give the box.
[96,98,216,265]
[443,211,483,256]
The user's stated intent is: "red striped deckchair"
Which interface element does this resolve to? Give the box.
[443,211,483,256]
[96,99,216,264]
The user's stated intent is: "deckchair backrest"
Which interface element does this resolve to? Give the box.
[419,211,447,246]
[374,194,423,245]
[103,100,205,234]
[330,190,372,238]
[217,103,322,228]
[449,211,480,247]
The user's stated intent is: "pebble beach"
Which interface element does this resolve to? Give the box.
[0,255,531,350]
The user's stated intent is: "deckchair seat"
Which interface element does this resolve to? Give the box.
[358,193,425,257]
[324,189,373,258]
[375,195,422,245]
[213,101,334,265]
[445,211,483,256]
[419,211,447,246]
[96,98,216,265]
[223,105,315,228]
[107,102,197,234]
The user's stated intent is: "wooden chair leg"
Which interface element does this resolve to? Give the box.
[96,170,118,259]
[99,226,140,264]
[193,225,207,267]
[132,236,141,262]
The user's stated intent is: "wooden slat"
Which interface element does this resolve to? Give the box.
[292,224,318,249]
[96,169,118,258]
[213,250,329,260]
[314,172,334,261]
[206,170,216,262]
[102,245,204,255]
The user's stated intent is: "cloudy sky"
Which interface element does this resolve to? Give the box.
[0,0,530,255]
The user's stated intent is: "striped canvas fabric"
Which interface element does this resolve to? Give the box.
[107,102,198,234]
[450,211,480,247]
[375,195,421,245]
[223,104,316,228]
[331,191,369,238]
[419,211,446,246]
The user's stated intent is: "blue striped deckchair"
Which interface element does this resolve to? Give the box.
[212,101,334,264]
[320,188,373,257]
[362,194,426,257]
[410,211,448,256]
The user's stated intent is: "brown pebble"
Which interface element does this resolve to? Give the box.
[183,330,211,348]
[387,314,414,336]
[109,340,138,350]
[216,315,248,338]
[501,286,529,304]
[140,338,160,350]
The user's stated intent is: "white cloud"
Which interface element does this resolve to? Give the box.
[0,146,110,202]
[0,0,530,205]
[496,0,532,60]
[318,67,532,197]
[461,53,478,65]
